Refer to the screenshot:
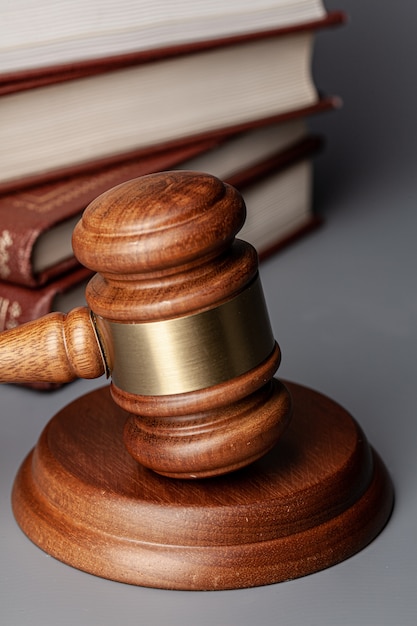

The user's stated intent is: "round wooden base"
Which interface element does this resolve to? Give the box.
[12,381,393,591]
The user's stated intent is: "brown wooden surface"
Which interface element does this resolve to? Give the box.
[12,380,393,590]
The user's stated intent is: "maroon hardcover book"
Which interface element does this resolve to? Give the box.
[0,135,323,389]
[0,12,346,95]
[0,96,340,196]
[229,135,324,259]
[0,102,336,288]
[0,140,221,287]
[0,14,344,192]
[0,135,323,327]
[0,265,92,332]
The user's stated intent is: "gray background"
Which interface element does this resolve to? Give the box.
[1,1,417,624]
[311,0,417,202]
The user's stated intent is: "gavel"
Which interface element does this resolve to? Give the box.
[4,170,393,590]
[0,170,291,478]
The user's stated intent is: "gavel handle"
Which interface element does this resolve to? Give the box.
[0,307,106,384]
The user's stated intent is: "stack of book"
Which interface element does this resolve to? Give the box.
[0,0,345,338]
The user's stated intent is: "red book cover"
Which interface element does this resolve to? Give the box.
[0,140,220,287]
[0,135,323,389]
[0,12,346,95]
[0,104,337,288]
[0,96,340,196]
[0,14,345,191]
[0,131,322,291]
[229,135,324,259]
[0,265,92,332]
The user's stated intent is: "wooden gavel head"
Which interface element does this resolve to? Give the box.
[2,171,292,478]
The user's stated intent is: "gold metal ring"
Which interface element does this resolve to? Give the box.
[95,275,275,396]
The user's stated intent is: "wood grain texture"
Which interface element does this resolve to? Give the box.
[12,381,393,590]
[0,307,104,383]
[72,171,292,476]
[5,170,393,589]
[73,170,258,323]
[1,171,291,476]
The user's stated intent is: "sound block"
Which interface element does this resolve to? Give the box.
[12,381,393,591]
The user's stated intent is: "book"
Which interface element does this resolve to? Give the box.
[0,3,344,80]
[0,116,329,287]
[181,134,324,260]
[0,19,342,190]
[0,95,337,195]
[236,148,321,260]
[0,265,92,332]
[0,139,222,287]
[0,135,321,332]
[0,133,321,390]
[180,136,324,261]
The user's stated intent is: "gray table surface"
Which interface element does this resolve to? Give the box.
[1,1,417,624]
